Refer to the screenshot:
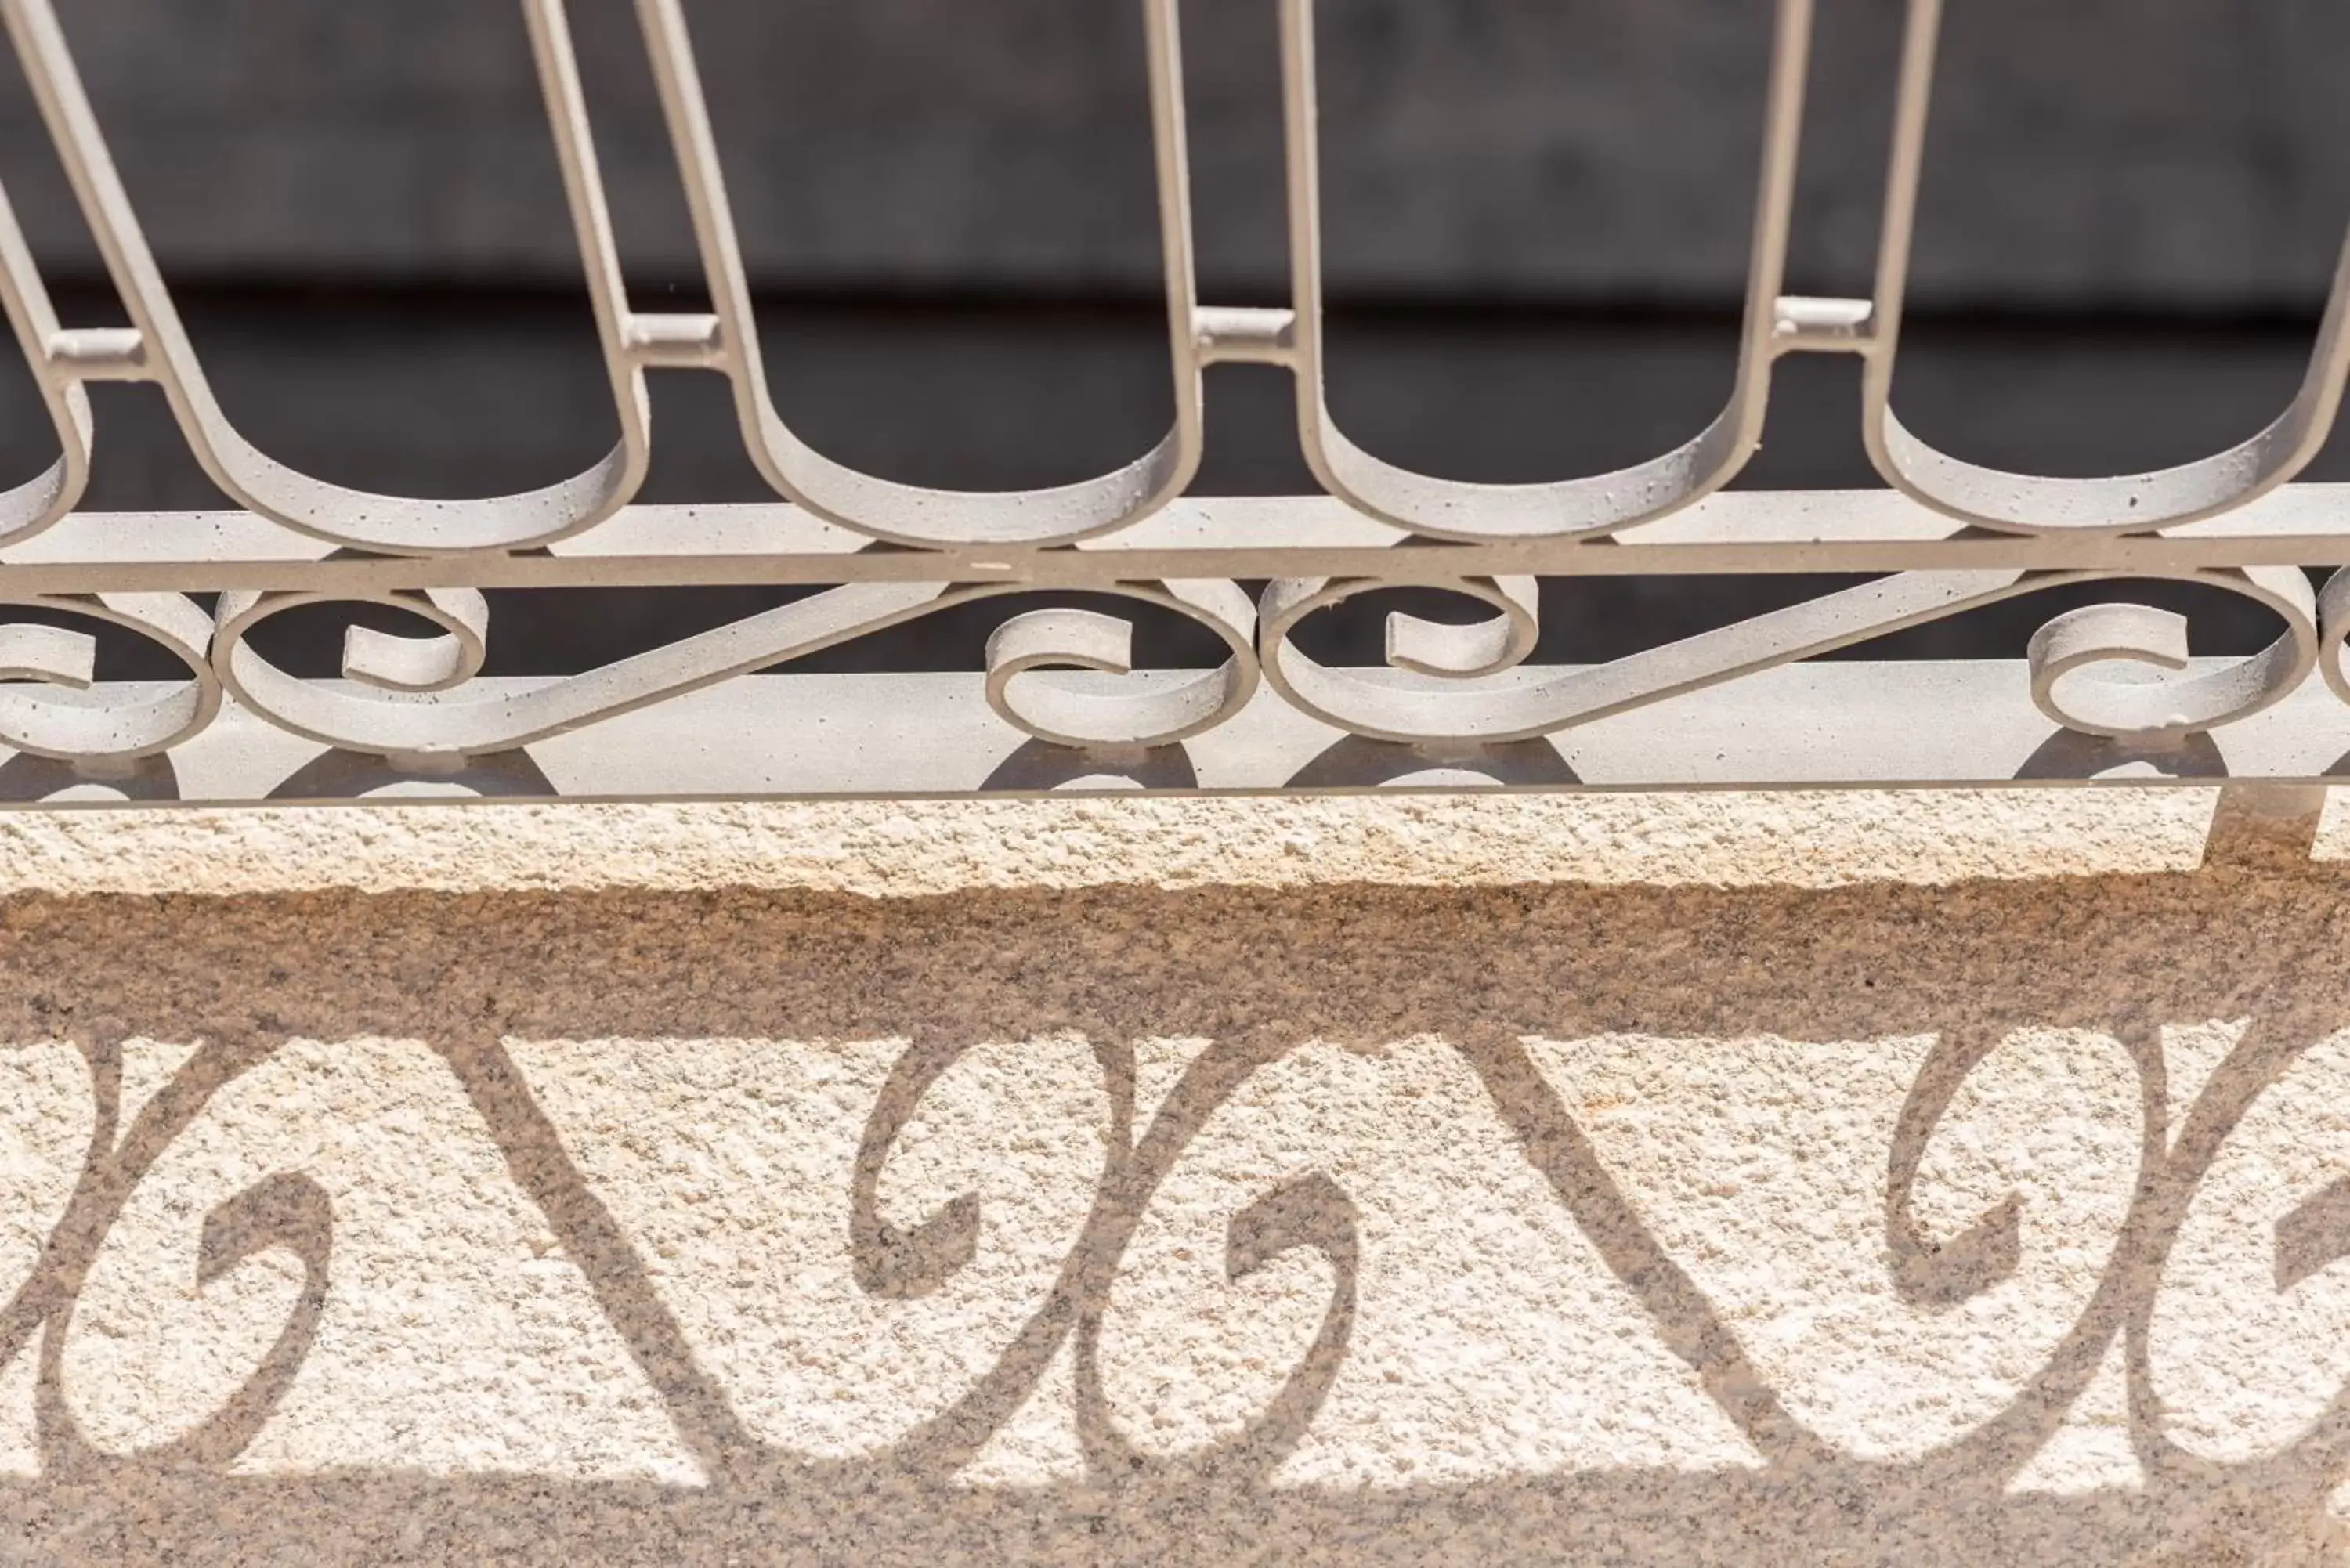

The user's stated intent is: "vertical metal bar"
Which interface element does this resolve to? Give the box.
[1862,0,1943,393]
[1144,0,1209,475]
[1859,0,2350,535]
[0,0,649,554]
[1274,0,1818,543]
[631,0,1206,548]
[519,0,653,433]
[0,170,89,544]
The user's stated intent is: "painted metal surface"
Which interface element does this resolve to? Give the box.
[0,0,2345,801]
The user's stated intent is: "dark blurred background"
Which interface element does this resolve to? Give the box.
[2,0,2347,675]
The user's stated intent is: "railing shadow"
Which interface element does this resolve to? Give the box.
[2013,728,2228,782]
[0,752,179,804]
[981,740,1199,793]
[1285,735,1581,789]
[265,749,558,802]
[3,855,2350,1563]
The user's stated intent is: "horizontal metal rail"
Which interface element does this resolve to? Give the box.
[0,0,2342,803]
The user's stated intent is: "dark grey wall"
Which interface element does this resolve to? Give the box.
[4,0,2345,305]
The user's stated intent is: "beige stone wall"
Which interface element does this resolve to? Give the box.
[4,793,2350,1566]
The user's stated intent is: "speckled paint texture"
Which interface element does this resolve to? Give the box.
[1,792,2348,1565]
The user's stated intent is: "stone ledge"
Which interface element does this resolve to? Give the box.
[0,789,2269,898]
[9,807,2350,1565]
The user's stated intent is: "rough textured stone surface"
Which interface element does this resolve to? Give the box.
[2,793,2350,1563]
[0,790,2227,897]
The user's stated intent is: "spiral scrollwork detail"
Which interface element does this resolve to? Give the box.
[202,576,1264,771]
[2308,568,2350,711]
[2023,566,2321,741]
[1257,575,1547,746]
[1249,564,2328,755]
[0,558,2311,786]
[984,579,1259,753]
[212,583,968,765]
[0,592,218,764]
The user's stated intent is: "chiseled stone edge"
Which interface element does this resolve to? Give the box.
[0,789,2254,897]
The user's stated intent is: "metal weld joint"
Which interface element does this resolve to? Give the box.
[47,327,150,382]
[622,313,726,371]
[1195,307,1301,368]
[1772,297,1877,357]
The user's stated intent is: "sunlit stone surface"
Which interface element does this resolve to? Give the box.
[1,793,2348,1564]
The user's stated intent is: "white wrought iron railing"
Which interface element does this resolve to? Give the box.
[1,0,2348,805]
